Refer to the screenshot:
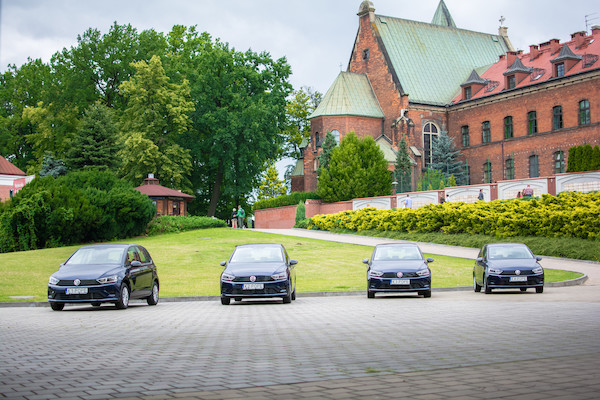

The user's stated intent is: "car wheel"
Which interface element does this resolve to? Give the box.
[282,293,292,304]
[536,287,544,293]
[115,284,130,309]
[367,291,375,299]
[473,275,482,292]
[483,276,492,294]
[50,302,64,311]
[91,302,101,307]
[221,297,230,305]
[520,288,527,292]
[291,288,296,301]
[422,290,432,298]
[146,282,159,306]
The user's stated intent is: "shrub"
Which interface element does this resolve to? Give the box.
[146,215,227,235]
[253,192,319,211]
[295,201,306,225]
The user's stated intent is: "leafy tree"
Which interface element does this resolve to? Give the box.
[64,103,120,170]
[119,55,194,189]
[39,153,67,178]
[447,175,457,187]
[430,131,465,184]
[418,169,446,190]
[317,131,337,177]
[317,132,391,202]
[592,145,600,171]
[257,164,287,201]
[580,144,594,171]
[283,86,322,158]
[394,135,412,193]
[567,146,582,172]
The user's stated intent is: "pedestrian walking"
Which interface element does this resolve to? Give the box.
[478,189,484,201]
[237,205,246,229]
[231,208,238,228]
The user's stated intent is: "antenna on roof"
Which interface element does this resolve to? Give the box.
[585,13,599,33]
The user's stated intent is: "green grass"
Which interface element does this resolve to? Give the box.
[0,228,584,302]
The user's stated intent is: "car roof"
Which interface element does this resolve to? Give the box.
[487,243,528,247]
[78,244,137,249]
[235,243,283,248]
[374,243,419,248]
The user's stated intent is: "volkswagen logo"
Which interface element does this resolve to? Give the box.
[74,279,81,286]
[515,270,521,275]
[397,272,403,278]
[250,276,256,282]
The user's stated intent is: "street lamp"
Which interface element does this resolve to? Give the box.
[392,181,398,195]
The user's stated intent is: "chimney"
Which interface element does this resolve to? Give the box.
[549,38,561,54]
[506,51,518,68]
[529,44,540,60]
[498,26,515,52]
[571,31,586,48]
[592,25,600,36]
[357,1,375,23]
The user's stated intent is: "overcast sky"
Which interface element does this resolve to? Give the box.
[1,0,598,95]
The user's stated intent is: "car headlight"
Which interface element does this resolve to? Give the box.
[416,269,430,277]
[96,275,118,284]
[221,272,235,281]
[369,270,383,278]
[271,271,288,280]
[533,266,543,274]
[488,268,503,275]
[49,276,59,285]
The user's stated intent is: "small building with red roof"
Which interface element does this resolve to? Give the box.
[135,174,195,217]
[0,156,34,202]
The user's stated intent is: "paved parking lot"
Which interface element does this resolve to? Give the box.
[1,288,599,400]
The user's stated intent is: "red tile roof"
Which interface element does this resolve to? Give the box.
[135,178,195,200]
[0,156,26,176]
[452,28,600,103]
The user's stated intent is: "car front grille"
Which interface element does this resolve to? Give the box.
[57,279,100,286]
[500,270,534,275]
[382,272,419,278]
[233,276,274,282]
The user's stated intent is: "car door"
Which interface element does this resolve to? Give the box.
[133,245,154,296]
[126,247,151,297]
[474,246,487,284]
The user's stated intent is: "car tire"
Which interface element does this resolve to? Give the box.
[483,276,492,294]
[282,293,292,304]
[91,302,101,307]
[520,288,527,292]
[291,288,296,301]
[473,275,482,292]
[146,282,159,306]
[422,290,432,298]
[221,297,230,305]
[536,287,544,293]
[115,284,130,309]
[367,291,375,298]
[50,302,64,311]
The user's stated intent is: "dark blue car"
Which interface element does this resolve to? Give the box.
[364,243,433,298]
[220,243,297,305]
[48,244,159,311]
[474,243,544,294]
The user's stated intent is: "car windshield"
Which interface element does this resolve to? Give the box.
[488,246,533,260]
[230,246,284,263]
[373,246,423,261]
[65,247,125,265]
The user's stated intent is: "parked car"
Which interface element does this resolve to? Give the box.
[220,243,297,305]
[48,244,159,311]
[473,243,544,294]
[364,243,433,298]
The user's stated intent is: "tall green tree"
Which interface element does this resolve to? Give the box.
[118,55,194,189]
[317,132,391,202]
[317,130,337,177]
[283,86,322,158]
[394,134,412,193]
[64,103,120,171]
[430,131,465,184]
[257,164,287,201]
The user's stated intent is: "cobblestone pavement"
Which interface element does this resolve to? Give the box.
[1,292,599,400]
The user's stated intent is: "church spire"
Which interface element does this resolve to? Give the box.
[431,0,456,28]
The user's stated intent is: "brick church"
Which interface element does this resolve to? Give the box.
[291,0,600,193]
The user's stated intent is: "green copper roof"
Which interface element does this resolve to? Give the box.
[309,72,384,119]
[374,15,509,105]
[375,136,397,163]
[431,0,456,28]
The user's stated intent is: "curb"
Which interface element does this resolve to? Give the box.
[0,275,587,308]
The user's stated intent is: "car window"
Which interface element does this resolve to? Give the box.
[489,246,533,260]
[373,246,422,261]
[66,247,125,265]
[127,248,140,264]
[230,246,284,263]
[136,246,150,263]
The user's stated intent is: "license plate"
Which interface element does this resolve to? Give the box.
[243,283,264,290]
[510,276,528,282]
[66,287,88,295]
[391,279,410,285]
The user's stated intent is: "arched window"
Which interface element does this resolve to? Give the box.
[331,130,340,145]
[483,161,492,183]
[579,100,590,125]
[423,122,439,167]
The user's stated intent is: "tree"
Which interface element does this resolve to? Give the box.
[430,131,466,185]
[283,86,322,158]
[567,146,582,172]
[64,103,120,171]
[39,153,67,178]
[118,55,194,189]
[394,135,412,193]
[592,145,600,171]
[317,130,337,177]
[257,164,287,201]
[418,169,446,191]
[317,132,391,202]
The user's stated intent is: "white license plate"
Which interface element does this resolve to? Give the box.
[243,283,264,290]
[391,279,410,285]
[66,287,88,295]
[510,276,528,282]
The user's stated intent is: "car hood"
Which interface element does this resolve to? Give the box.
[224,262,287,276]
[369,260,428,272]
[487,259,541,270]
[52,264,123,280]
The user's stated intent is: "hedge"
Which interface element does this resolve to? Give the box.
[308,191,600,240]
[252,192,319,211]
[146,215,227,235]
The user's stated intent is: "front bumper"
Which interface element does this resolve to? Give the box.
[48,283,120,303]
[221,279,290,298]
[368,276,431,293]
[487,273,544,289]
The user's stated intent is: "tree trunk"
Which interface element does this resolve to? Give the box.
[207,161,224,217]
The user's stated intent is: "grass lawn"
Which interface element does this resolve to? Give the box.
[0,228,584,302]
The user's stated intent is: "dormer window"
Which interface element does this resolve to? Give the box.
[507,75,516,89]
[551,44,582,77]
[464,86,472,100]
[555,63,565,77]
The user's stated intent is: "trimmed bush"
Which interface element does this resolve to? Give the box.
[253,192,319,211]
[146,215,227,235]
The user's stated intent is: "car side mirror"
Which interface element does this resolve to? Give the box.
[290,259,298,265]
[220,261,227,267]
[426,257,434,263]
[536,256,542,261]
[476,257,483,262]
[362,258,369,264]
[130,260,142,267]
